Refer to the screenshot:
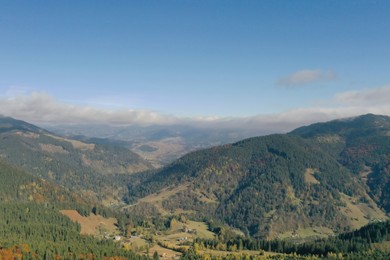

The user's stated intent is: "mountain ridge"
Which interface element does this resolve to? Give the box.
[126,114,389,238]
[290,113,390,212]
[0,116,154,204]
[1,114,388,240]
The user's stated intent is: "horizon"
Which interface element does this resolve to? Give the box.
[1,1,389,131]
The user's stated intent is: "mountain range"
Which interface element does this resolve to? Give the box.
[290,114,390,212]
[126,114,390,239]
[0,116,153,204]
[0,114,389,241]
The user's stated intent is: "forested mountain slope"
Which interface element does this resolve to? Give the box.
[0,116,153,203]
[290,114,390,212]
[127,122,388,238]
[0,160,89,209]
[0,160,145,259]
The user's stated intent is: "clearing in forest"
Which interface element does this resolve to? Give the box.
[60,209,118,236]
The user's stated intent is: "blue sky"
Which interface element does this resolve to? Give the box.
[0,1,389,129]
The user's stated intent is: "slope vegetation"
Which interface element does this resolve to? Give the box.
[127,124,388,238]
[290,114,390,212]
[0,116,153,203]
[0,159,145,259]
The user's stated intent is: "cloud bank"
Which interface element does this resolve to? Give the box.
[334,85,390,106]
[0,93,178,125]
[0,86,389,133]
[277,69,337,87]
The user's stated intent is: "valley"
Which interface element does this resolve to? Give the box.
[0,114,389,259]
[45,124,264,167]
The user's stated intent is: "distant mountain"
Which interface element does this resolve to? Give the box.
[126,114,389,238]
[0,116,153,204]
[44,124,266,167]
[0,116,43,133]
[290,114,390,212]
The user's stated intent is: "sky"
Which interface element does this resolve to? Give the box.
[1,0,389,131]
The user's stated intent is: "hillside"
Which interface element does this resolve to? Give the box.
[0,116,153,203]
[0,158,127,226]
[0,159,146,259]
[126,124,388,238]
[290,114,390,212]
[0,159,89,209]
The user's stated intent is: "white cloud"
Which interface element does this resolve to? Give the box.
[334,85,390,105]
[277,69,337,87]
[0,92,178,125]
[0,86,389,134]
